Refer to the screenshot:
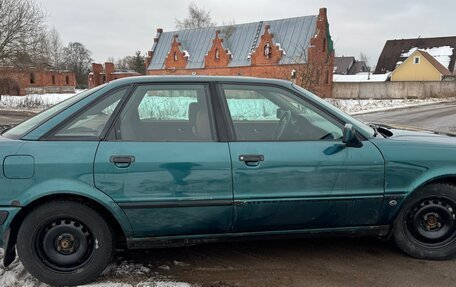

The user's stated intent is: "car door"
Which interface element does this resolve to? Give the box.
[94,83,233,237]
[218,83,385,232]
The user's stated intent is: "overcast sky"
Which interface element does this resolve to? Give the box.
[36,0,456,67]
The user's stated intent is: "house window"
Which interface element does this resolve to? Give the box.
[52,75,56,85]
[173,51,178,61]
[325,70,330,84]
[414,56,420,64]
[264,42,271,58]
[323,38,326,52]
[65,76,70,85]
[215,49,220,60]
[29,73,35,84]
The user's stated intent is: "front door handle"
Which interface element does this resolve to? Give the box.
[110,155,135,167]
[239,154,264,162]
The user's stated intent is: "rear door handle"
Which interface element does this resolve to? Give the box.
[110,155,135,164]
[239,154,264,162]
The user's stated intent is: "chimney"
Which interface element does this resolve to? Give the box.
[91,63,103,86]
[319,7,327,20]
[145,50,153,70]
[104,62,115,82]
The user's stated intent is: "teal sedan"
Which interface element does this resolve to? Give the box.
[1,76,456,286]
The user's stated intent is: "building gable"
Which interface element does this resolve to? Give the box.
[164,35,189,69]
[251,25,284,65]
[391,50,451,81]
[204,30,232,68]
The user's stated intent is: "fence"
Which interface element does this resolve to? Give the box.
[332,81,456,99]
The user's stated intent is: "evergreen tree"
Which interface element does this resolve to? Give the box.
[131,51,146,75]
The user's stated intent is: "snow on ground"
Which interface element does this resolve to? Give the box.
[400,46,454,69]
[1,90,455,117]
[333,73,390,82]
[327,97,456,115]
[0,248,192,287]
[0,90,85,111]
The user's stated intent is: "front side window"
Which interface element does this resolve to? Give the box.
[115,84,214,142]
[53,87,128,138]
[221,84,343,141]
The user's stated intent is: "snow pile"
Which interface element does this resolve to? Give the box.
[0,90,84,110]
[0,248,192,287]
[326,97,456,114]
[333,73,390,82]
[401,46,454,69]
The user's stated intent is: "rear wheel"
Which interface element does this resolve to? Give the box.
[17,201,114,286]
[393,183,456,259]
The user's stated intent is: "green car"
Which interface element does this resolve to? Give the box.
[1,76,456,286]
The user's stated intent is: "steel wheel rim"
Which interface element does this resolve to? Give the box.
[406,197,456,246]
[36,218,94,272]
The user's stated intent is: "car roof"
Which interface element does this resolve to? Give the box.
[106,75,295,88]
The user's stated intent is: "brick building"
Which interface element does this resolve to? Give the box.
[0,67,76,96]
[145,8,335,97]
[88,62,141,88]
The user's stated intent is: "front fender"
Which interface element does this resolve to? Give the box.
[379,165,456,224]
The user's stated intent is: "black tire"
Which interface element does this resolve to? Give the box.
[17,201,114,286]
[393,183,456,259]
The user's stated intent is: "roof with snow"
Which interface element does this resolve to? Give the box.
[334,56,369,75]
[375,36,456,74]
[147,15,319,70]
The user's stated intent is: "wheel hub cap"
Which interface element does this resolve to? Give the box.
[38,219,93,271]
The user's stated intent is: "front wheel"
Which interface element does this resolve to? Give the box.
[17,200,114,286]
[393,183,456,259]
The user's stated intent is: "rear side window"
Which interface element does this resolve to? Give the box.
[114,84,215,142]
[52,87,128,138]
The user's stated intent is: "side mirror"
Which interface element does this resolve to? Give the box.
[342,124,362,147]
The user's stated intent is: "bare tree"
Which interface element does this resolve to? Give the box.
[260,42,322,92]
[0,0,45,65]
[63,42,93,88]
[175,2,216,30]
[48,28,65,69]
[359,52,369,66]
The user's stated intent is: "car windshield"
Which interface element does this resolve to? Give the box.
[2,85,106,139]
[292,84,376,137]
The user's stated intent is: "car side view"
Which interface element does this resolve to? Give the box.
[2,76,456,286]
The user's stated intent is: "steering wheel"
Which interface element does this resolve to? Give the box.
[272,110,291,140]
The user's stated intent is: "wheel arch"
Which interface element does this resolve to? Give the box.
[382,174,456,227]
[4,192,132,267]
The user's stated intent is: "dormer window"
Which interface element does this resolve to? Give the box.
[173,52,178,61]
[264,42,271,59]
[413,56,420,64]
[215,49,220,60]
